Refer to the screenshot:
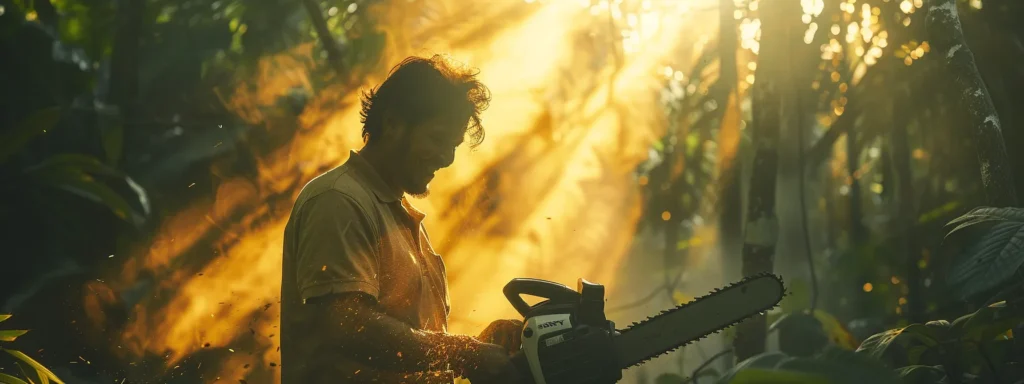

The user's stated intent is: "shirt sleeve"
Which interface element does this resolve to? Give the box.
[295,190,381,302]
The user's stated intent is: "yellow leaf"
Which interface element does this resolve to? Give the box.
[0,329,29,342]
[4,350,63,384]
[813,310,859,349]
[0,372,30,384]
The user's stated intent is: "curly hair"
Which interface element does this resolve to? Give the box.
[359,55,491,148]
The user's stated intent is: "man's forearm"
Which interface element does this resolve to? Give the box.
[310,293,485,376]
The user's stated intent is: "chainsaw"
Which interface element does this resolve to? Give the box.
[504,273,785,384]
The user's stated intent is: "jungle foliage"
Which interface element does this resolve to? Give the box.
[1,0,1023,382]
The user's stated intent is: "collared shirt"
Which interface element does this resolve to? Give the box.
[281,150,453,383]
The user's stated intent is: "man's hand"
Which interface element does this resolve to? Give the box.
[463,342,525,384]
[477,319,524,355]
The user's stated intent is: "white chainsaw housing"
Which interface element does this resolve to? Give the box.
[522,313,573,384]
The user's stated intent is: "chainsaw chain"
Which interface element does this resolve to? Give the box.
[615,272,787,368]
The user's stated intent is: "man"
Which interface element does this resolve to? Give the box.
[280,55,524,383]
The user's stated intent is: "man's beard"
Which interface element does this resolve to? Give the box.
[408,189,430,199]
[395,134,432,199]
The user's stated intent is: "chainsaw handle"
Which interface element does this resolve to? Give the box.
[510,351,534,384]
[503,278,579,317]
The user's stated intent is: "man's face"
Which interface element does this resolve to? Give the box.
[388,116,467,197]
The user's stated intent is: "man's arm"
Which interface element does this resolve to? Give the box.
[293,191,515,380]
[306,292,503,377]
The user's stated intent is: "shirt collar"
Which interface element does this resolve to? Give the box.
[347,150,402,203]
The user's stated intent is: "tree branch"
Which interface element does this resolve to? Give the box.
[927,0,1019,207]
[301,0,347,74]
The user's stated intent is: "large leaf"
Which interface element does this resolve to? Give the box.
[0,372,29,384]
[720,348,900,384]
[954,301,1024,342]
[717,352,791,383]
[0,107,61,165]
[895,365,947,384]
[946,211,1024,300]
[856,323,944,367]
[946,207,1024,237]
[24,154,124,177]
[728,370,829,384]
[780,348,901,384]
[24,154,148,227]
[95,103,123,166]
[654,373,689,384]
[0,329,28,342]
[812,311,859,350]
[4,350,63,384]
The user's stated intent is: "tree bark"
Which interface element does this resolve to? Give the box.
[108,0,145,165]
[890,87,925,323]
[717,0,742,292]
[108,0,144,107]
[926,0,1019,207]
[732,0,793,362]
[847,121,866,245]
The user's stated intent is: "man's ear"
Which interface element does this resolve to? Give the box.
[380,111,404,143]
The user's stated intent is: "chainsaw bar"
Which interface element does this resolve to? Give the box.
[613,273,785,368]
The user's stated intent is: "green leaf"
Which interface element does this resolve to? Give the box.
[895,365,946,384]
[25,157,146,227]
[24,154,123,177]
[856,324,942,367]
[0,372,30,384]
[782,347,902,384]
[14,361,36,384]
[955,301,1024,342]
[718,352,791,383]
[0,107,61,165]
[694,368,720,380]
[906,346,929,364]
[720,347,901,384]
[652,139,665,152]
[812,310,859,350]
[4,349,64,384]
[0,329,29,342]
[0,315,11,323]
[728,369,829,384]
[918,201,961,224]
[946,207,1024,299]
[96,105,124,166]
[947,207,1024,232]
[654,373,689,384]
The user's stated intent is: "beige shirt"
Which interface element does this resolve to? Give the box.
[281,150,453,383]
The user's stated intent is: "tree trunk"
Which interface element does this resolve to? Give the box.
[109,0,144,107]
[732,0,793,362]
[108,0,145,165]
[717,0,742,286]
[847,125,866,245]
[926,0,1019,207]
[716,0,743,369]
[890,88,925,323]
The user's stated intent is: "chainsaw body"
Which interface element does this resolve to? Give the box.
[505,278,623,384]
[501,273,786,383]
